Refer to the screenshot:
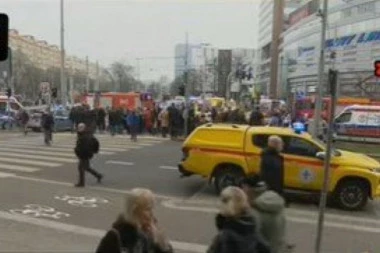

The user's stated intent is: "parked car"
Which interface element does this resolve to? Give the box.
[27,109,72,132]
[179,124,380,210]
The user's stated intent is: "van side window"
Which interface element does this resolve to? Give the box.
[252,134,270,149]
[335,112,352,123]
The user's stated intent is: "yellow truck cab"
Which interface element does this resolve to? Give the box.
[178,124,380,210]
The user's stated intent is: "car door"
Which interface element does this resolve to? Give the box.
[281,136,324,191]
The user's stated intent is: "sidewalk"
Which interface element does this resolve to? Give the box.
[0,218,97,252]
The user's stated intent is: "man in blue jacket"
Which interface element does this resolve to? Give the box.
[126,111,140,142]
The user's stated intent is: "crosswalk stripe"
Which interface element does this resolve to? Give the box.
[0,151,77,163]
[0,163,39,172]
[0,157,59,167]
[0,171,16,178]
[0,147,76,157]
[47,142,148,148]
[0,142,126,152]
[42,144,129,152]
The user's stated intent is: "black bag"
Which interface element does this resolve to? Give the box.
[92,136,100,154]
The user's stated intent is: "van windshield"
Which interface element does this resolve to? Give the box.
[335,112,352,123]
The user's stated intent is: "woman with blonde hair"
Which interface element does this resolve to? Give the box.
[207,186,270,253]
[96,188,172,253]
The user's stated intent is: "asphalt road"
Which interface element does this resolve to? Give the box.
[0,131,379,252]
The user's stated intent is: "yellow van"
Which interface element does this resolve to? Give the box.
[178,124,380,210]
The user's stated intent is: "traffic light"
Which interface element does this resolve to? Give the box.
[6,87,11,98]
[328,69,338,96]
[178,85,185,96]
[0,14,8,61]
[374,61,380,77]
[51,87,57,98]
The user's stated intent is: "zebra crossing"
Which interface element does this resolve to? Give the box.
[0,133,168,176]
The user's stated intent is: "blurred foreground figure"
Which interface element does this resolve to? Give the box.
[96,188,173,253]
[207,186,270,253]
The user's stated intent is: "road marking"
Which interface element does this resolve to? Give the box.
[0,143,114,155]
[54,195,109,208]
[0,151,77,163]
[0,147,76,157]
[0,163,40,173]
[161,199,380,230]
[0,157,60,167]
[106,160,135,166]
[0,172,16,178]
[0,210,207,252]
[56,141,147,149]
[0,143,128,152]
[159,165,177,170]
[4,175,177,201]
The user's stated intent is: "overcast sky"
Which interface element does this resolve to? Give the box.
[0,0,259,81]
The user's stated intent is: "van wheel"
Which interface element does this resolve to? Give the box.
[334,180,368,211]
[214,166,244,194]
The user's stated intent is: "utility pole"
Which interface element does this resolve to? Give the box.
[95,60,99,91]
[85,56,90,92]
[312,0,329,139]
[60,0,66,106]
[184,32,189,136]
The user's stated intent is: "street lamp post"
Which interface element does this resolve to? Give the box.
[60,0,67,106]
[312,0,329,139]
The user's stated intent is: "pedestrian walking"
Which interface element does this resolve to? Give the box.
[207,186,270,253]
[158,109,169,138]
[108,108,117,136]
[260,135,288,206]
[74,123,103,187]
[18,109,29,135]
[96,188,173,253]
[96,107,106,133]
[41,109,54,145]
[241,175,291,253]
[126,111,140,142]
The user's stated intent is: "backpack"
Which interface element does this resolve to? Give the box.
[91,136,100,154]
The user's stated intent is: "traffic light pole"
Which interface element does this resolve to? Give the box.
[183,32,189,137]
[315,69,338,253]
[312,0,329,139]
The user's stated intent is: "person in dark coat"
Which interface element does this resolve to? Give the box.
[96,107,106,133]
[41,109,54,145]
[249,106,264,126]
[168,103,181,139]
[74,123,102,187]
[207,186,270,253]
[260,135,285,198]
[96,188,173,253]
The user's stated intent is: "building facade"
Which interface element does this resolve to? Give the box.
[9,29,98,79]
[282,0,380,99]
[257,0,310,98]
[174,43,218,93]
